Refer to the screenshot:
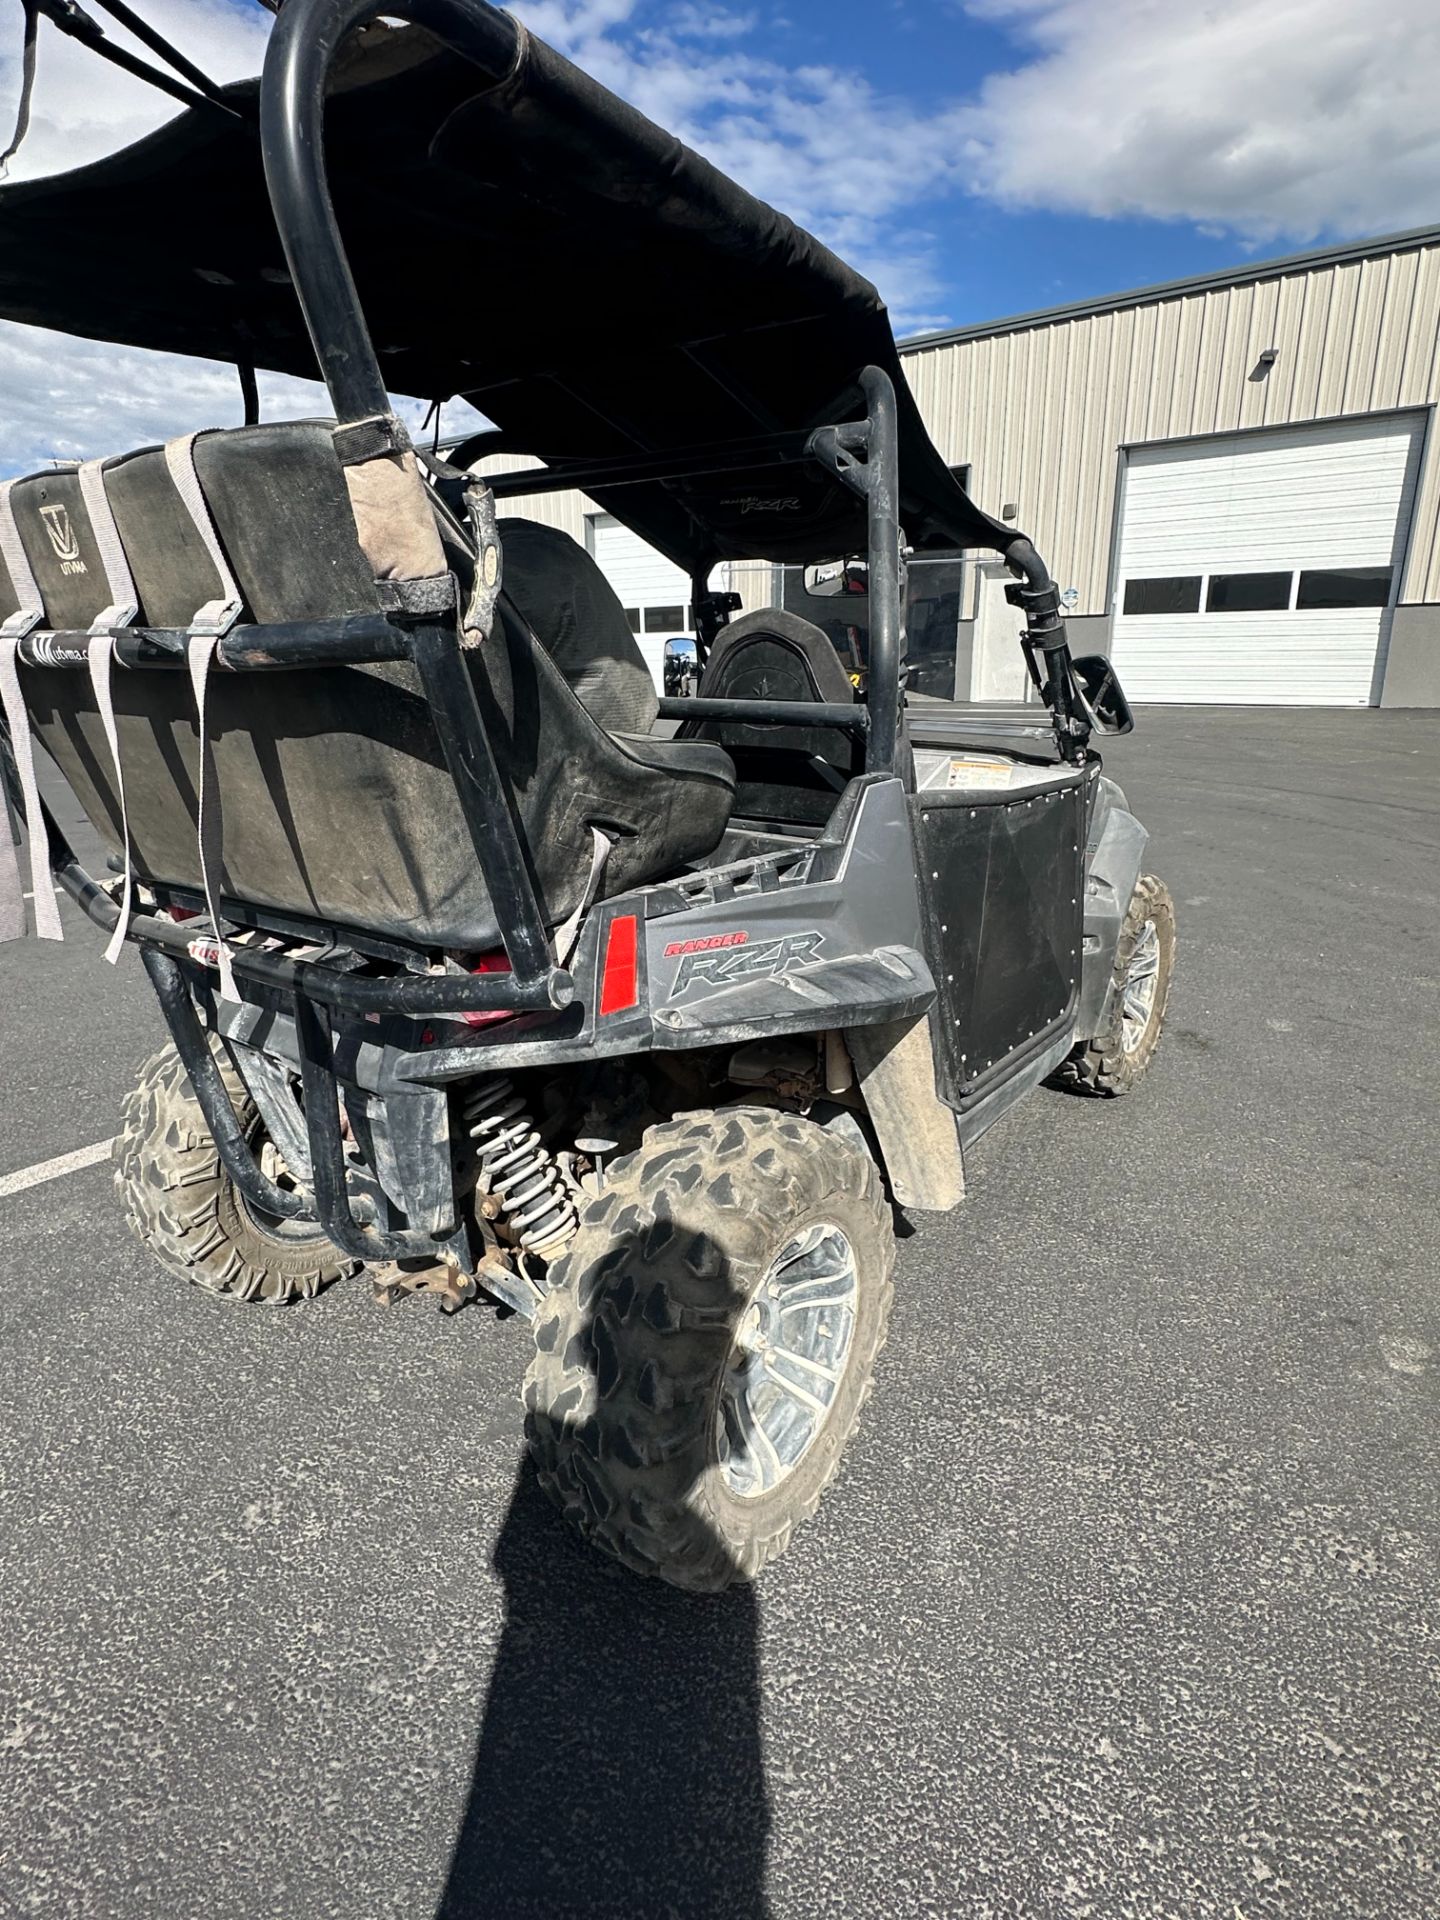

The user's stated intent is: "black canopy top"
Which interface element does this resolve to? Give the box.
[0,13,1013,573]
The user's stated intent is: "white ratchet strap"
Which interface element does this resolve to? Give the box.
[164,434,244,636]
[167,434,243,1004]
[0,476,61,942]
[78,457,140,965]
[86,634,133,964]
[186,637,238,1002]
[553,827,613,966]
[0,777,22,945]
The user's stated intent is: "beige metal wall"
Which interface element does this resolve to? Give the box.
[475,454,777,614]
[902,239,1440,614]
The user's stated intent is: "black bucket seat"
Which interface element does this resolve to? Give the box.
[682,607,862,824]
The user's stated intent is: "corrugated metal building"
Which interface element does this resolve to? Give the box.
[905,225,1440,707]
[483,225,1440,706]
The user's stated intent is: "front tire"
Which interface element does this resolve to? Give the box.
[1055,872,1176,1096]
[524,1107,895,1592]
[114,1041,356,1304]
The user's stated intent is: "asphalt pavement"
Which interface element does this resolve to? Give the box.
[1,707,1437,1919]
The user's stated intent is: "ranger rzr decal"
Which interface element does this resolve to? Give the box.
[665,930,825,997]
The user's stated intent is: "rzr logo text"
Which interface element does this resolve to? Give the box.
[721,495,802,516]
[668,930,823,997]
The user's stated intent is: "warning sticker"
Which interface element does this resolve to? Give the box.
[946,757,1014,790]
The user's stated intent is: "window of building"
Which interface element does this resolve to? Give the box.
[1123,576,1203,616]
[622,607,642,633]
[643,605,688,633]
[1295,567,1394,610]
[1205,571,1293,613]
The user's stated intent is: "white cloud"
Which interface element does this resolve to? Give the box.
[0,0,270,184]
[0,320,486,477]
[647,5,758,39]
[0,2,483,474]
[507,1,968,326]
[0,323,320,472]
[959,0,1440,241]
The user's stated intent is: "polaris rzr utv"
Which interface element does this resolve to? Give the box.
[0,0,1174,1591]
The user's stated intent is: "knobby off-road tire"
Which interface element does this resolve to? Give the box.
[1055,872,1176,1096]
[525,1107,895,1592]
[114,1041,357,1304]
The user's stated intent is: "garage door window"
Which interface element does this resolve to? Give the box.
[1123,576,1203,616]
[1125,567,1398,617]
[1205,571,1293,613]
[1295,567,1393,610]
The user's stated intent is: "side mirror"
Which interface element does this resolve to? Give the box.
[1070,654,1135,736]
[663,637,698,695]
[803,559,868,599]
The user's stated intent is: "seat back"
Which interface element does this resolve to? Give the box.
[683,608,861,824]
[0,423,734,950]
[498,518,658,737]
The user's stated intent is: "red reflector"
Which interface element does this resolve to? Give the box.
[599,914,639,1016]
[459,949,513,1030]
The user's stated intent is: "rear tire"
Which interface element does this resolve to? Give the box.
[113,1041,356,1304]
[524,1107,895,1592]
[1054,872,1176,1096]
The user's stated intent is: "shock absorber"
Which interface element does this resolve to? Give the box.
[460,1078,578,1261]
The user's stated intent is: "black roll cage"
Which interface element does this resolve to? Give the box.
[1,0,1090,1267]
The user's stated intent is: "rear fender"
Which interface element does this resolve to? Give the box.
[844,1016,965,1213]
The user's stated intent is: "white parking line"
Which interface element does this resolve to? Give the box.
[0,1140,113,1201]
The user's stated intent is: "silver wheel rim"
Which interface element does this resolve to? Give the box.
[1121,919,1162,1054]
[717,1221,858,1500]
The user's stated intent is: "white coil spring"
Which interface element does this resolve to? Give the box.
[461,1077,578,1261]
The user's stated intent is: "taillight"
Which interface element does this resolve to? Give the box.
[460,950,513,1029]
[598,914,639,1016]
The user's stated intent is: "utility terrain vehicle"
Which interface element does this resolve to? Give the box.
[0,0,1174,1590]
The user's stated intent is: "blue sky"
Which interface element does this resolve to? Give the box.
[0,0,1435,467]
[522,0,1438,332]
[622,0,1256,326]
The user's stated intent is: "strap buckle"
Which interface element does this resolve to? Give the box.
[1,608,42,641]
[188,597,244,639]
[90,603,139,633]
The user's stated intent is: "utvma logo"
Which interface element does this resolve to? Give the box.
[665,928,824,997]
[38,504,87,576]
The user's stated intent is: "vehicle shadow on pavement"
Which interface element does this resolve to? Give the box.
[434,1456,772,1920]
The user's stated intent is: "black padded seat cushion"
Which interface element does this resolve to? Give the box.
[613,733,735,782]
[2,422,735,950]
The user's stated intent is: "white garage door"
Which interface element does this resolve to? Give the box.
[589,514,695,692]
[1112,415,1423,705]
